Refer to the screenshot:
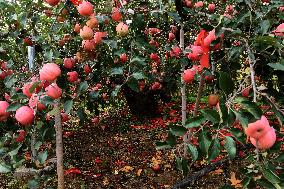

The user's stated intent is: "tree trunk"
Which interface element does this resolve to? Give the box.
[54,101,64,189]
[193,75,205,117]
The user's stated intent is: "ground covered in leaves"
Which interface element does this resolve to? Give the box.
[61,101,248,189]
[0,101,269,188]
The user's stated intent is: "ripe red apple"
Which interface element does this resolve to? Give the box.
[208,94,219,107]
[150,53,159,62]
[208,3,215,13]
[63,58,76,69]
[0,71,7,80]
[86,17,99,29]
[80,26,94,40]
[15,130,26,142]
[82,39,96,51]
[39,63,61,82]
[245,116,270,139]
[67,71,79,83]
[77,1,94,16]
[183,69,196,84]
[45,0,60,6]
[15,106,34,126]
[0,101,10,121]
[29,94,46,111]
[22,82,34,98]
[170,46,181,58]
[116,22,129,37]
[168,32,175,41]
[250,127,276,150]
[205,75,214,83]
[186,45,203,61]
[242,87,250,98]
[84,64,91,75]
[120,53,127,63]
[184,0,193,8]
[225,5,234,14]
[111,7,122,22]
[74,23,81,33]
[45,83,62,99]
[61,113,69,122]
[194,1,204,8]
[151,82,161,91]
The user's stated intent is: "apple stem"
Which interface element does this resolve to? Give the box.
[54,101,64,189]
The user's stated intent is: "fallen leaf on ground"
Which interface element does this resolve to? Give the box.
[228,172,242,188]
[210,168,223,175]
[64,167,81,175]
[137,169,143,176]
[120,165,134,173]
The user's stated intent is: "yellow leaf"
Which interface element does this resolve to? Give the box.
[210,168,223,175]
[120,166,134,173]
[137,169,143,177]
[228,172,243,188]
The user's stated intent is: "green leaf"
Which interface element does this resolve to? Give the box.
[110,67,123,75]
[37,151,48,164]
[34,141,42,150]
[167,132,177,147]
[63,100,73,114]
[170,126,187,136]
[237,100,262,119]
[181,158,189,176]
[201,109,220,124]
[168,12,181,23]
[155,141,171,150]
[262,168,281,184]
[175,156,182,171]
[10,93,27,100]
[4,75,17,88]
[185,115,206,128]
[103,40,117,49]
[0,162,11,173]
[274,153,284,162]
[234,111,249,128]
[40,96,54,106]
[77,107,86,123]
[130,57,146,66]
[29,81,40,93]
[224,136,236,159]
[258,20,270,35]
[27,179,39,189]
[6,103,22,112]
[198,131,210,154]
[8,145,21,157]
[219,72,234,95]
[131,72,147,80]
[208,138,221,161]
[228,46,244,61]
[44,49,53,62]
[111,85,121,97]
[187,144,198,161]
[77,81,88,96]
[268,63,284,71]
